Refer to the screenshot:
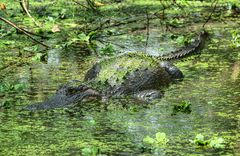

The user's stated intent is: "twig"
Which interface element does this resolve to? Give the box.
[0,16,49,48]
[98,39,127,49]
[145,9,150,52]
[172,0,185,11]
[203,0,218,28]
[20,28,48,39]
[93,15,157,31]
[86,0,97,11]
[100,32,128,38]
[19,0,40,26]
[72,0,89,9]
[92,3,177,32]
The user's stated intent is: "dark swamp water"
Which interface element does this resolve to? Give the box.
[0,24,239,155]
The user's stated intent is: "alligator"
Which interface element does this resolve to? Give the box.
[26,30,208,110]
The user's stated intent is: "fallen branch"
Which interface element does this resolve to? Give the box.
[72,0,101,15]
[0,16,49,48]
[19,0,40,26]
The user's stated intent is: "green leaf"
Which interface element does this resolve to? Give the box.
[195,134,205,142]
[14,83,26,92]
[81,146,99,156]
[209,137,225,148]
[0,82,26,93]
[155,132,169,145]
[143,136,156,145]
[78,33,90,42]
[99,44,115,56]
[3,40,15,45]
[176,36,186,45]
[32,53,44,61]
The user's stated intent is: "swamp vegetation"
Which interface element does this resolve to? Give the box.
[0,0,240,155]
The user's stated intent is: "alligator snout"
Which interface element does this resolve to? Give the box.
[25,86,101,110]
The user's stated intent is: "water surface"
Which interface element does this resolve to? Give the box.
[0,25,239,155]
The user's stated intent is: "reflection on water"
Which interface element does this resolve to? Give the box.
[47,49,61,65]
[0,27,239,155]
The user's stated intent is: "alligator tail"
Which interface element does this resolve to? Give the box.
[157,30,209,60]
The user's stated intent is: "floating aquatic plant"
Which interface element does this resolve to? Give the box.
[190,134,225,149]
[143,132,169,148]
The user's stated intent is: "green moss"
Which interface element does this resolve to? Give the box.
[94,52,159,86]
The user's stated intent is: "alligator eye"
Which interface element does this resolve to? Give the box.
[66,88,77,95]
[146,94,151,97]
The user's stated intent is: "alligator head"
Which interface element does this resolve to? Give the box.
[26,82,101,110]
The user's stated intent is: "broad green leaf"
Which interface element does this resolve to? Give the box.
[195,134,205,142]
[143,136,156,145]
[155,132,169,144]
[209,137,225,148]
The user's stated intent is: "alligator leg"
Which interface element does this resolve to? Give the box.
[160,61,184,80]
[133,89,163,102]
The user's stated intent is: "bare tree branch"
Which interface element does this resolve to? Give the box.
[0,16,49,48]
[19,0,40,26]
[203,0,218,28]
